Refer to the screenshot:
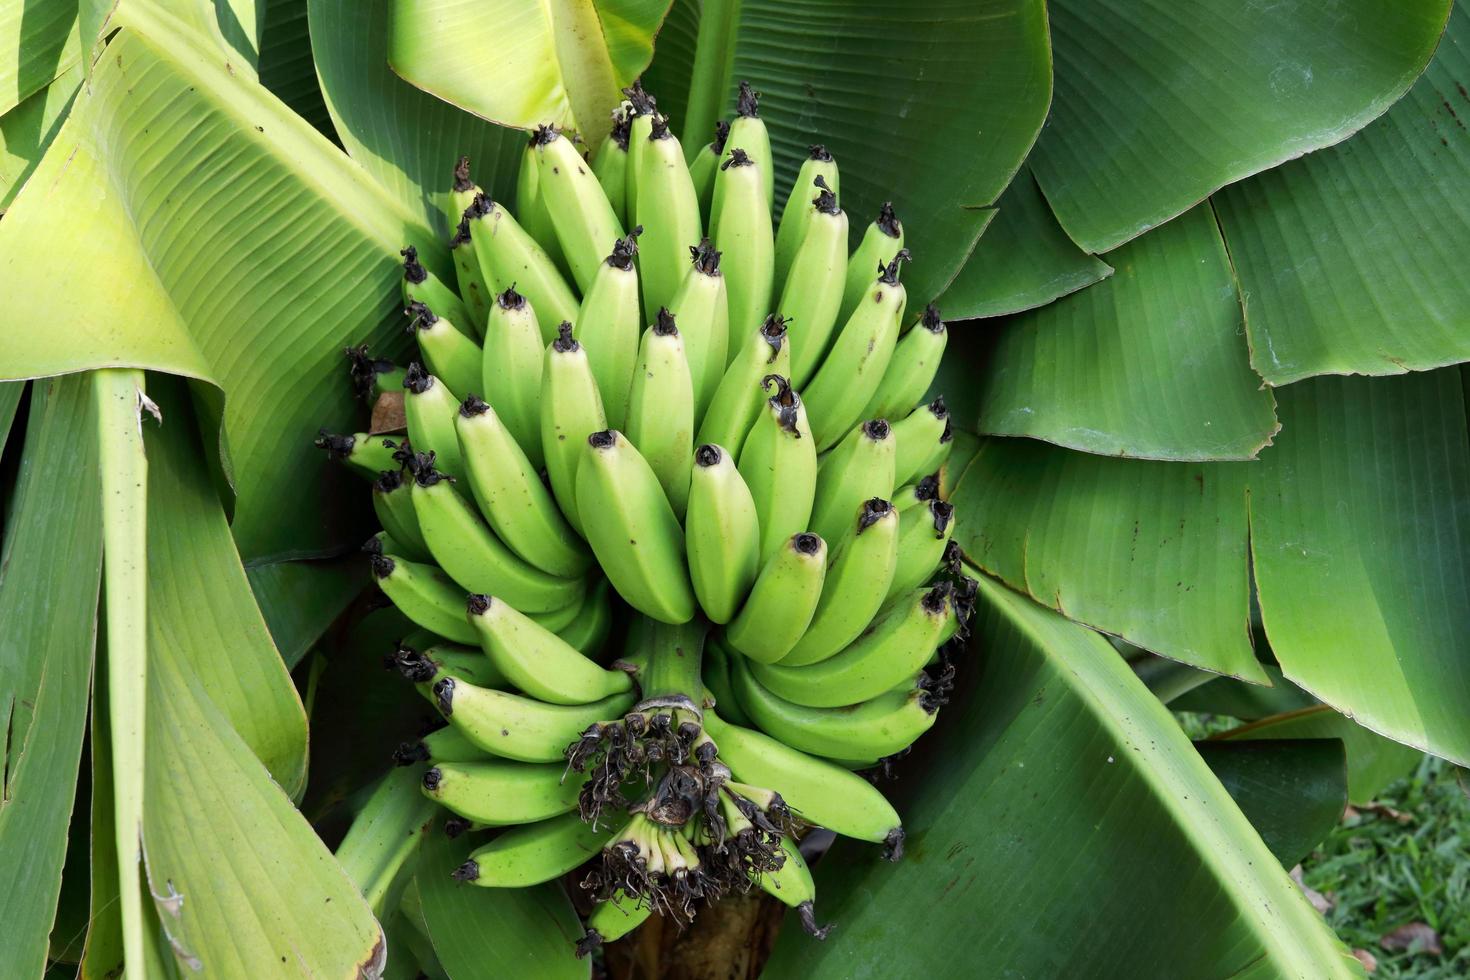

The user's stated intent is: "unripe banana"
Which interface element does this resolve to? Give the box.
[774,145,840,294]
[580,890,652,953]
[317,431,399,480]
[421,760,582,826]
[625,310,696,517]
[697,314,790,459]
[723,532,827,664]
[516,135,572,280]
[466,193,579,340]
[406,300,482,402]
[448,157,493,332]
[575,231,643,431]
[429,674,633,763]
[838,202,905,324]
[395,725,489,767]
[391,642,507,700]
[809,419,897,547]
[474,289,548,468]
[702,640,754,726]
[685,444,761,624]
[372,469,431,562]
[345,345,405,403]
[780,499,900,667]
[557,577,613,657]
[721,82,774,213]
[779,179,849,387]
[403,364,465,477]
[456,395,591,578]
[737,376,817,562]
[635,113,703,316]
[593,109,632,225]
[533,126,625,292]
[665,239,730,426]
[401,246,472,335]
[757,836,830,940]
[466,593,634,705]
[369,552,478,645]
[892,397,953,487]
[893,472,940,513]
[622,83,657,221]
[710,148,774,347]
[866,303,947,421]
[453,811,614,888]
[541,323,608,535]
[887,499,955,601]
[409,462,585,613]
[688,120,728,220]
[804,258,909,451]
[758,583,955,706]
[575,430,696,624]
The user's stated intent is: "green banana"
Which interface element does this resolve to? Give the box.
[421,759,583,826]
[756,836,830,939]
[406,300,482,401]
[372,469,431,562]
[703,712,902,851]
[533,126,625,292]
[403,363,466,478]
[317,430,399,480]
[575,430,696,625]
[780,499,900,667]
[467,593,634,705]
[369,552,477,645]
[888,499,955,601]
[665,239,730,427]
[594,108,632,224]
[635,113,703,316]
[779,179,849,386]
[453,811,614,888]
[774,145,840,295]
[625,309,696,517]
[685,444,760,624]
[395,725,489,767]
[688,120,728,221]
[809,419,897,547]
[345,345,405,403]
[429,674,633,763]
[838,202,905,324]
[541,322,608,535]
[392,642,506,700]
[737,375,817,562]
[622,83,657,222]
[409,462,584,613]
[757,583,955,707]
[516,135,572,281]
[576,231,643,431]
[401,246,472,334]
[723,532,827,664]
[479,285,547,467]
[894,472,940,513]
[466,192,579,339]
[710,147,773,349]
[581,891,652,950]
[449,157,493,332]
[892,397,952,486]
[722,82,774,213]
[527,585,590,634]
[729,656,941,760]
[702,641,754,726]
[697,314,790,459]
[865,302,947,420]
[803,257,909,451]
[456,394,591,578]
[557,577,613,657]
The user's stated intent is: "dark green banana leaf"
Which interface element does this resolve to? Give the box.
[1196,739,1347,869]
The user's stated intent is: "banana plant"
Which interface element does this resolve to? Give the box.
[1,0,1466,977]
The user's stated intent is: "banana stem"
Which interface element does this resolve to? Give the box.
[681,0,743,154]
[638,616,709,702]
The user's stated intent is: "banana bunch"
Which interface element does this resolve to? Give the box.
[320,78,976,952]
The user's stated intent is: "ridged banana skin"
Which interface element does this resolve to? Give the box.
[461,811,614,888]
[592,125,630,226]
[737,377,818,563]
[809,420,898,548]
[575,431,697,625]
[534,129,625,292]
[372,472,431,562]
[556,578,613,657]
[722,84,774,212]
[685,445,761,624]
[703,711,900,843]
[666,243,730,426]
[468,195,580,340]
[421,760,583,826]
[409,304,483,409]
[774,146,840,295]
[415,644,507,692]
[625,316,696,518]
[576,248,642,431]
[449,162,493,332]
[370,553,478,645]
[758,585,954,707]
[401,246,473,336]
[888,499,956,601]
[780,202,849,388]
[697,317,790,460]
[710,150,774,349]
[481,288,547,468]
[892,399,952,487]
[404,369,466,478]
[702,641,754,726]
[838,205,905,324]
[411,475,584,613]
[780,502,900,667]
[587,890,653,943]
[635,122,704,317]
[517,139,573,281]
[468,594,634,705]
[540,327,608,536]
[688,140,720,221]
[865,305,947,421]
[433,675,634,763]
[527,586,589,634]
[456,397,591,578]
[413,725,491,765]
[803,274,908,451]
[723,533,827,664]
[624,110,654,224]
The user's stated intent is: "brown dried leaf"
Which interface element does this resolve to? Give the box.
[1380,922,1443,956]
